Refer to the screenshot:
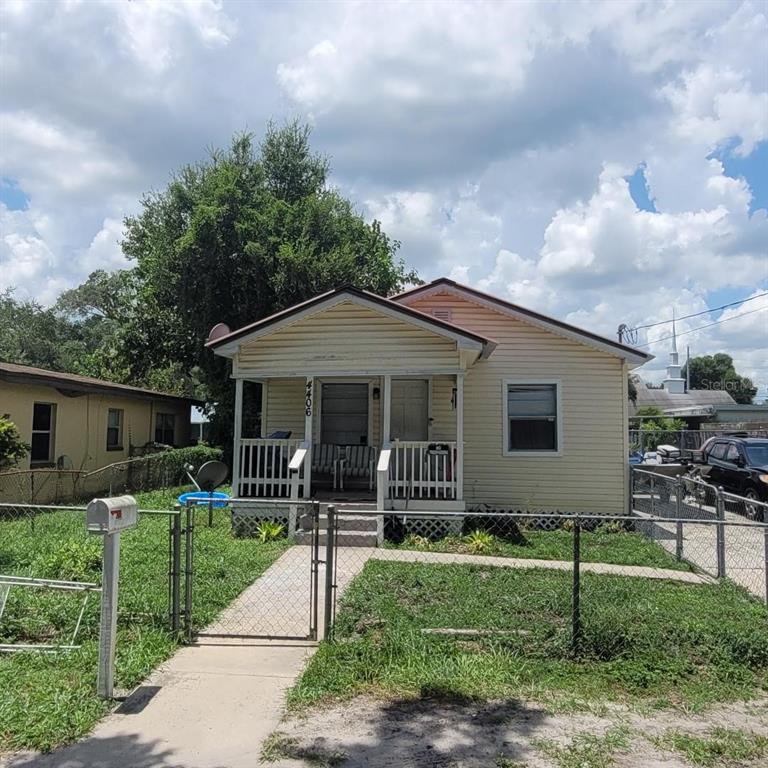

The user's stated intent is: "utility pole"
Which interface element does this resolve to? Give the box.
[686,345,691,392]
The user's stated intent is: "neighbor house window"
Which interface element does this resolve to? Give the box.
[31,403,56,465]
[155,413,176,445]
[106,408,123,450]
[503,381,561,454]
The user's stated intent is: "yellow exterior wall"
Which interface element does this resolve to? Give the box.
[430,376,457,441]
[1,380,191,471]
[265,377,383,446]
[235,300,461,377]
[404,292,627,514]
[264,378,306,438]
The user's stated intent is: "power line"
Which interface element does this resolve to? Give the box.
[631,292,768,331]
[636,306,767,348]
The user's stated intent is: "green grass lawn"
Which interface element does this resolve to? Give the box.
[0,485,288,753]
[388,524,691,571]
[290,560,768,713]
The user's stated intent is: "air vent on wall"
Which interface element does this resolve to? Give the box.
[432,309,452,322]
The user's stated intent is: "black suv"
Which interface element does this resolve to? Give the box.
[700,436,768,519]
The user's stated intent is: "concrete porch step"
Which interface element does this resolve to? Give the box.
[298,513,378,532]
[294,530,378,547]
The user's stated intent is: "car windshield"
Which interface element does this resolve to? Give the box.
[745,445,768,466]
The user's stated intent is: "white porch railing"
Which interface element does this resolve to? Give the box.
[238,438,304,497]
[389,441,458,500]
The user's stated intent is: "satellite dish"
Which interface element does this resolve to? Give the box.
[207,322,231,343]
[194,461,228,492]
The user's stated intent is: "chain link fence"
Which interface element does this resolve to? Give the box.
[628,427,768,454]
[321,505,768,660]
[0,501,178,652]
[187,499,321,641]
[0,446,223,505]
[631,467,768,597]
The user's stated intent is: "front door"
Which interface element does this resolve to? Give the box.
[321,383,369,445]
[390,379,429,440]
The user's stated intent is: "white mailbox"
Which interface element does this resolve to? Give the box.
[87,496,138,535]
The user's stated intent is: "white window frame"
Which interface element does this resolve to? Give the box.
[502,379,563,457]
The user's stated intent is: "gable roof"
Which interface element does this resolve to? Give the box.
[206,285,497,359]
[0,361,201,404]
[394,278,653,366]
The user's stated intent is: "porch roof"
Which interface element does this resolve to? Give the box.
[206,285,497,361]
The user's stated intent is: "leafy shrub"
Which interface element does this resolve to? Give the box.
[255,520,285,543]
[464,529,496,554]
[402,534,432,550]
[595,520,629,535]
[139,445,224,485]
[0,415,29,471]
[34,539,102,581]
[462,514,526,543]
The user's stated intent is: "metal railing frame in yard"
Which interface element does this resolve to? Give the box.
[0,501,185,651]
[321,506,768,652]
[0,575,101,653]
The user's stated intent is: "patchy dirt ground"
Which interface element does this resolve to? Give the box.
[264,696,768,767]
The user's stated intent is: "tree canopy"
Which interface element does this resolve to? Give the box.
[1,121,418,453]
[682,353,756,405]
[118,122,417,445]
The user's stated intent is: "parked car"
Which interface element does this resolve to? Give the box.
[701,436,768,519]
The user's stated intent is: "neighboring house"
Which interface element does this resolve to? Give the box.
[629,329,737,427]
[207,278,651,516]
[190,406,211,443]
[0,362,198,471]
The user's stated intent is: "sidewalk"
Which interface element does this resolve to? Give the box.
[3,544,713,767]
[5,546,370,768]
[5,639,317,768]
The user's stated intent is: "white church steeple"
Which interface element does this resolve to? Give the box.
[662,309,686,394]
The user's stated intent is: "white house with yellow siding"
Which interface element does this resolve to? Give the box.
[207,278,651,517]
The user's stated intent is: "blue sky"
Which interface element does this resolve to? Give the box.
[0,1,766,397]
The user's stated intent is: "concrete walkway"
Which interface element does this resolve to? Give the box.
[4,544,714,768]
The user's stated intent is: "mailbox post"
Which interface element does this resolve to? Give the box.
[87,496,138,699]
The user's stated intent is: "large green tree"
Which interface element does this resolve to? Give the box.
[0,289,83,373]
[682,353,756,405]
[121,121,418,446]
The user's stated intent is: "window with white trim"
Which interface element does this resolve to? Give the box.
[504,382,560,453]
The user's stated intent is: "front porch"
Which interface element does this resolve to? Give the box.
[231,373,465,512]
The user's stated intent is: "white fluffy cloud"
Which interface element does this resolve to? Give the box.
[1,0,766,396]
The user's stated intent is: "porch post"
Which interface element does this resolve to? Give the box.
[304,376,314,497]
[456,373,464,501]
[382,375,392,445]
[232,377,244,498]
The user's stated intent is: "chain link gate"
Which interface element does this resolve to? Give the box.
[181,500,322,641]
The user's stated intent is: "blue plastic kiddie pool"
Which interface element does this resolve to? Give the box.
[177,491,229,508]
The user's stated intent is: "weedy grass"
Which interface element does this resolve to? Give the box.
[535,726,631,768]
[391,525,692,571]
[655,727,768,766]
[260,730,346,767]
[289,560,768,713]
[0,485,287,753]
